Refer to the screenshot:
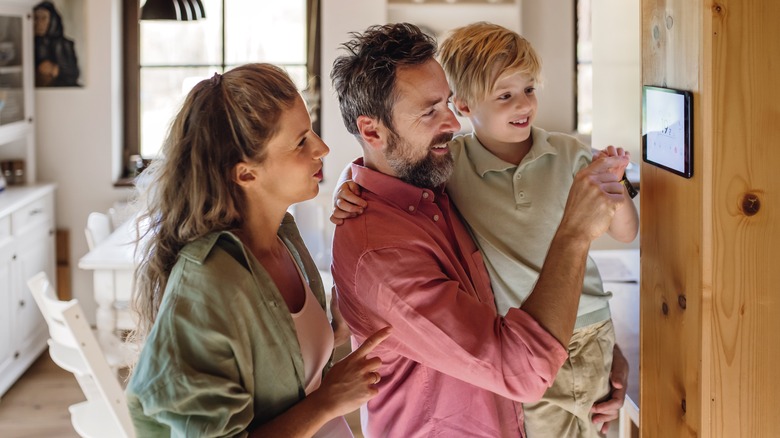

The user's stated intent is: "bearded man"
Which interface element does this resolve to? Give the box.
[329,23,627,438]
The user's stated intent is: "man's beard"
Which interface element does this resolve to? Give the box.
[385,131,454,190]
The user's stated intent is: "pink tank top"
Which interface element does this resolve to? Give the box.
[284,243,353,437]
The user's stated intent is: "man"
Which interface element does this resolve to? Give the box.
[330,23,627,437]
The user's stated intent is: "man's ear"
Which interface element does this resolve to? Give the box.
[452,97,471,117]
[232,162,256,187]
[356,115,386,151]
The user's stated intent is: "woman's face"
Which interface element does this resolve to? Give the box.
[34,9,50,37]
[242,95,329,207]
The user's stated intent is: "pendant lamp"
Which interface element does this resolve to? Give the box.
[140,0,206,21]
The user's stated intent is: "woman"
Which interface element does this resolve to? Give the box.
[127,63,389,437]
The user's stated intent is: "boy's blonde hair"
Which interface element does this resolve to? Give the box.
[439,22,542,106]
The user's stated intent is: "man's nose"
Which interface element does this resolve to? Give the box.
[442,109,461,133]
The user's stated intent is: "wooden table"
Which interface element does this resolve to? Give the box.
[77,218,140,346]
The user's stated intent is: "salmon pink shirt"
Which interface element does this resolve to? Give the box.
[331,160,568,438]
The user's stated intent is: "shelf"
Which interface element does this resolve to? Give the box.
[0,65,22,75]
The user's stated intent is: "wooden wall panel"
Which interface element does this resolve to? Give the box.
[708,1,780,436]
[641,1,704,436]
[641,0,780,436]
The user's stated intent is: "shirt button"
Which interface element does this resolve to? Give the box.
[270,301,278,308]
[408,205,415,212]
[518,192,525,198]
[433,214,440,221]
[422,192,429,199]
[515,174,522,180]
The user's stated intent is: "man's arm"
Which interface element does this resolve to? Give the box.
[521,156,627,346]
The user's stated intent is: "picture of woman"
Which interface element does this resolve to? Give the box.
[33,1,80,87]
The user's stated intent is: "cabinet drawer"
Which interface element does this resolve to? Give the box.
[11,197,52,235]
[0,215,9,240]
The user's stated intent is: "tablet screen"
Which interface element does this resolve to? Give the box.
[642,86,693,178]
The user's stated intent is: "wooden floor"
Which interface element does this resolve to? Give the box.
[0,352,82,438]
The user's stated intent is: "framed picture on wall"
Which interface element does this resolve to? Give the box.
[33,0,85,87]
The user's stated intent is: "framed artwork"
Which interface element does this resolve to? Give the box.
[33,0,85,87]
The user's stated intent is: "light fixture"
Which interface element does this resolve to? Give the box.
[140,0,206,21]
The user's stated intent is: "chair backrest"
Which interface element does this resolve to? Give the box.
[85,212,112,250]
[28,272,135,438]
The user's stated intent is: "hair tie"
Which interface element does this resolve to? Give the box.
[211,72,222,86]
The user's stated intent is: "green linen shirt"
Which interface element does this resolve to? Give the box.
[447,127,611,329]
[126,213,329,437]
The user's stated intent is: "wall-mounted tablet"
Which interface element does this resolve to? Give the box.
[642,85,693,178]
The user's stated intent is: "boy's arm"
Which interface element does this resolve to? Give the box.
[330,163,367,225]
[594,146,639,243]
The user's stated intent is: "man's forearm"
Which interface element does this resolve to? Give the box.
[520,230,591,346]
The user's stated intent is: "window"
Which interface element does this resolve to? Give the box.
[122,0,316,178]
[576,0,592,135]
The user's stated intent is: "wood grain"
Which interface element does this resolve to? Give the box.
[641,0,780,436]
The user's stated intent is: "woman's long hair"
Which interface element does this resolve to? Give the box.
[131,63,299,340]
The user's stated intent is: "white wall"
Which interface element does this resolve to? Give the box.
[35,0,132,322]
[590,0,641,251]
[521,1,576,133]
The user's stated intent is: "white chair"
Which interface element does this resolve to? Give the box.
[28,272,136,438]
[85,211,113,251]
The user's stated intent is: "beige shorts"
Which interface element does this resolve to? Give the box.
[522,319,616,438]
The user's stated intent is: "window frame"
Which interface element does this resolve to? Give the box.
[119,0,319,185]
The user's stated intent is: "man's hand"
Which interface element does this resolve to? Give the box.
[591,344,629,433]
[558,156,628,243]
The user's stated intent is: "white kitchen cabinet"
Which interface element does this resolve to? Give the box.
[0,1,36,183]
[0,1,53,398]
[0,186,55,398]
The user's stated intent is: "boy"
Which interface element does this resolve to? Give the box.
[333,22,638,437]
[438,22,638,437]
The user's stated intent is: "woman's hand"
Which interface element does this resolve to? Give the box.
[312,326,392,418]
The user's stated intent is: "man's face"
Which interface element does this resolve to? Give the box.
[383,60,461,189]
[34,9,50,37]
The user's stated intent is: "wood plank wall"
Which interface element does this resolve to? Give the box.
[640,0,780,436]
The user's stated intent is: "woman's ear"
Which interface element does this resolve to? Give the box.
[232,162,256,187]
[356,115,385,151]
[452,97,471,117]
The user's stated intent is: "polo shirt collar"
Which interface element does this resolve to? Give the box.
[351,158,443,213]
[466,126,558,177]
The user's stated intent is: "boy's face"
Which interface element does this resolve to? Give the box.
[459,70,537,152]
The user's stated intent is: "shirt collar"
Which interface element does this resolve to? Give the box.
[465,126,558,177]
[351,158,443,214]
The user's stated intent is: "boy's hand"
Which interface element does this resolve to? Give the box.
[330,180,368,225]
[594,145,631,180]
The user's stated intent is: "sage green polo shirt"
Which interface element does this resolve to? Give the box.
[126,213,330,437]
[447,126,611,329]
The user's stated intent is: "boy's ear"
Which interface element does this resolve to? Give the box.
[232,161,257,187]
[356,115,386,151]
[452,97,471,117]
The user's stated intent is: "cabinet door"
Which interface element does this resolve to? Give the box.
[13,224,53,346]
[0,239,14,375]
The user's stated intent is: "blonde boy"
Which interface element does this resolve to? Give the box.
[436,22,638,437]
